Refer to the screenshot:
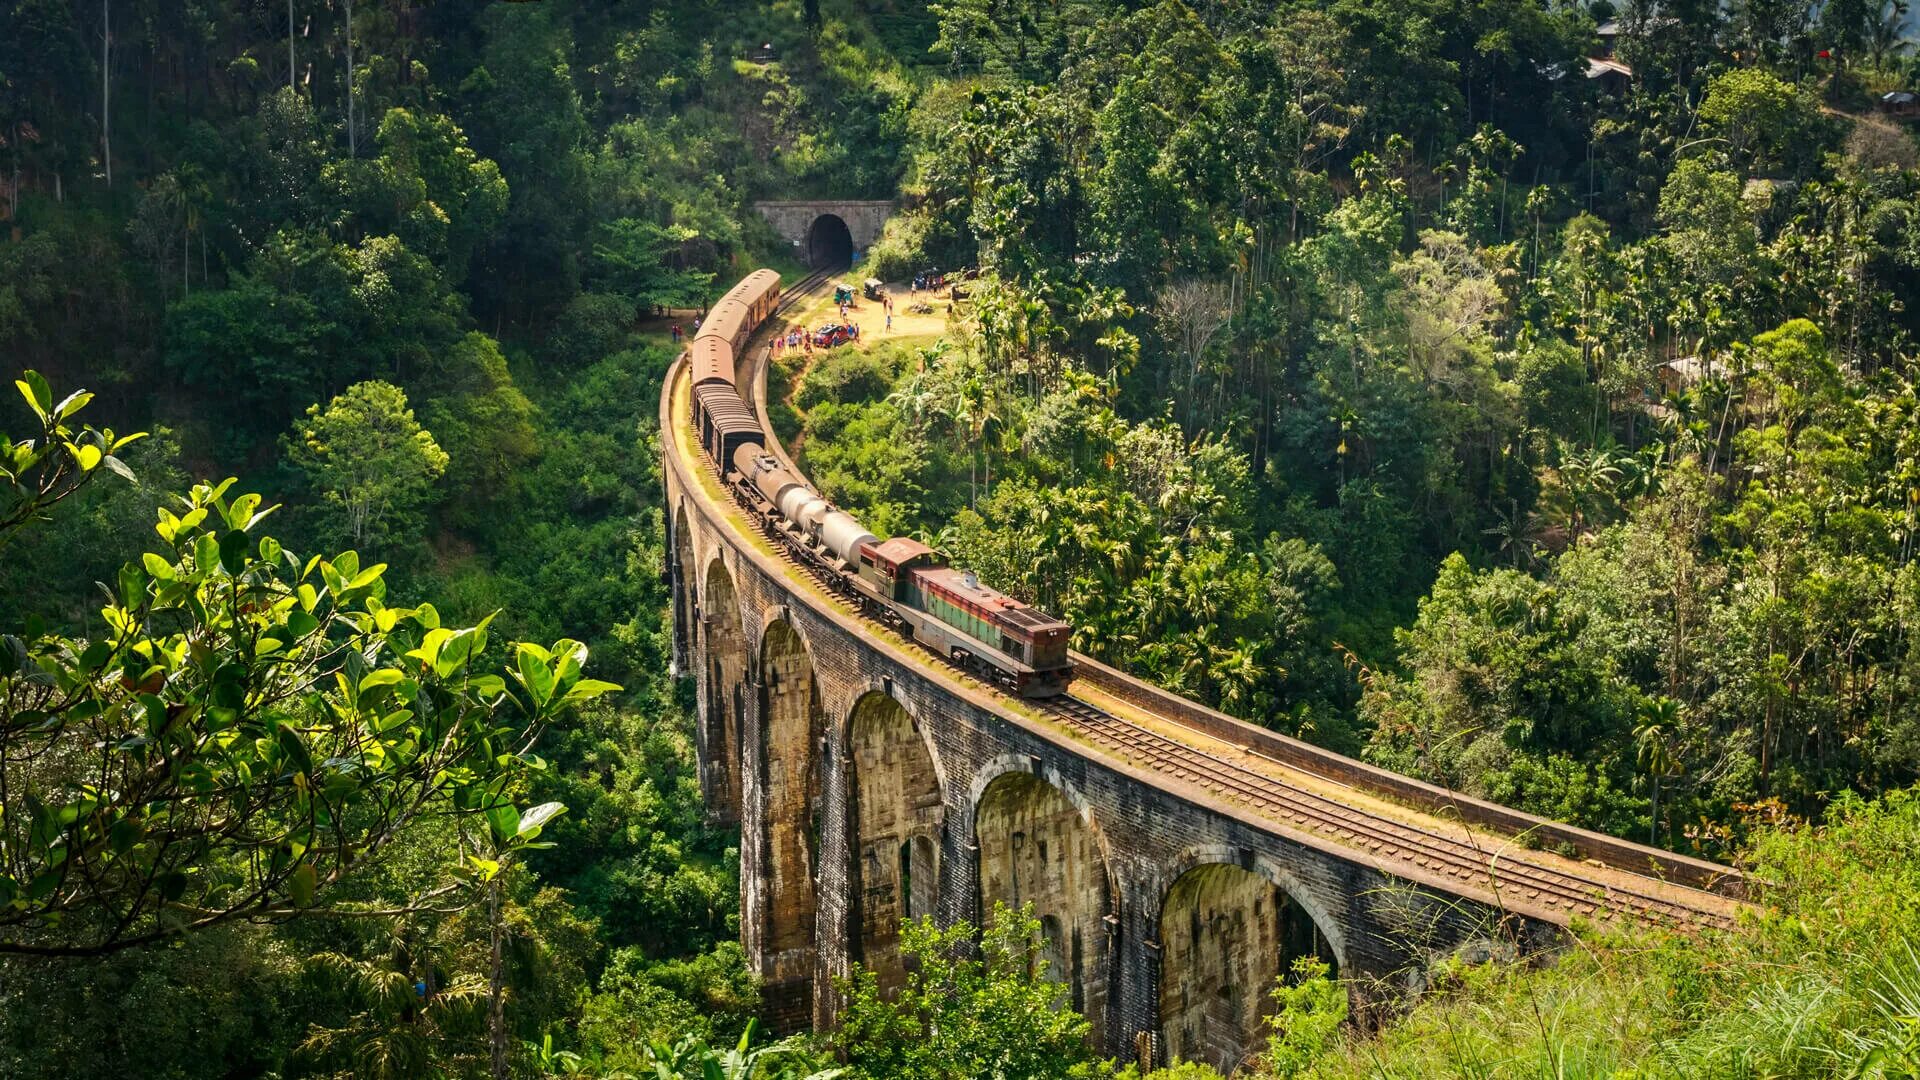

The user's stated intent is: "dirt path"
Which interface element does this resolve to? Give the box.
[754,278,953,458]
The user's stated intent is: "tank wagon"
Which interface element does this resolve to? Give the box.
[687,271,1074,698]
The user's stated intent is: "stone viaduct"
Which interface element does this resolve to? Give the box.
[661,328,1745,1072]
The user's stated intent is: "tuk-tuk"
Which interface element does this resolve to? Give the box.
[833,282,854,305]
[863,278,884,301]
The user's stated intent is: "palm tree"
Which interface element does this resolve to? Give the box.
[1483,498,1545,568]
[954,375,999,508]
[1555,443,1625,536]
[1635,696,1686,846]
[1867,0,1911,69]
[298,931,488,1080]
[1211,637,1270,715]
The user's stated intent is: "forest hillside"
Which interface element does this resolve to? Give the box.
[4,0,1920,1075]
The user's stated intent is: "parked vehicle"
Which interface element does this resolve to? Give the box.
[863,278,884,301]
[811,322,853,348]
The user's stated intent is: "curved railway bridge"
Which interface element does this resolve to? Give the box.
[659,272,1748,1073]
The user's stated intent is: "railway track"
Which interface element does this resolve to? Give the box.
[728,480,1735,931]
[1033,695,1733,931]
[772,264,838,318]
[713,291,1743,936]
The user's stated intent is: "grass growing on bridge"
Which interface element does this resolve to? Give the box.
[1282,787,1920,1080]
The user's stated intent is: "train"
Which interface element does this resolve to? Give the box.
[687,270,1075,698]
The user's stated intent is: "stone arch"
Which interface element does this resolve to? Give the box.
[807,213,854,268]
[1156,853,1341,1074]
[973,767,1112,1045]
[845,690,944,993]
[672,504,695,678]
[701,556,746,822]
[759,617,826,1018]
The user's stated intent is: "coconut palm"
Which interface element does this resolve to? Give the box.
[297,931,489,1080]
[1635,696,1687,846]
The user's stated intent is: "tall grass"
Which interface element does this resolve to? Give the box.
[1275,788,1920,1080]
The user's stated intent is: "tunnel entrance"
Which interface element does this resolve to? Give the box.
[807,213,854,269]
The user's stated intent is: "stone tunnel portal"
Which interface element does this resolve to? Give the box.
[974,770,1112,1046]
[1159,862,1338,1074]
[807,213,854,269]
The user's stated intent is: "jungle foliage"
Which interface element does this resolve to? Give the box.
[5,0,1920,1074]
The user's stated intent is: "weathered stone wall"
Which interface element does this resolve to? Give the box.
[698,559,745,825]
[758,618,824,1028]
[1159,862,1336,1073]
[848,691,943,993]
[975,770,1111,1045]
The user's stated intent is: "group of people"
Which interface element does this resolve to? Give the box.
[674,284,901,367]
[668,315,701,344]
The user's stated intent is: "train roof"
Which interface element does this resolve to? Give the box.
[725,269,781,300]
[692,382,760,435]
[689,335,734,387]
[917,566,1070,636]
[695,302,751,348]
[868,537,936,562]
[861,536,941,573]
[695,272,782,348]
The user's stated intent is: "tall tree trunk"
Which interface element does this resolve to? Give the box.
[289,0,297,91]
[487,877,509,1080]
[101,0,112,187]
[343,0,356,156]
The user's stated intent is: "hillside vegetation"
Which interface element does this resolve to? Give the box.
[5,0,1920,1075]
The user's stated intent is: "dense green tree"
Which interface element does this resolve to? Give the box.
[287,380,449,552]
[836,903,1105,1080]
[336,107,510,284]
[1,376,617,957]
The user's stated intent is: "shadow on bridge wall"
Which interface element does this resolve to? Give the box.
[699,554,745,824]
[846,690,944,994]
[758,617,825,1025]
[1158,860,1339,1073]
[973,768,1113,1047]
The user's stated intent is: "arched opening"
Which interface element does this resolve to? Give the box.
[847,691,942,993]
[672,507,695,677]
[807,213,854,269]
[701,558,745,823]
[759,619,825,1023]
[905,834,938,923]
[1158,863,1337,1074]
[974,771,1110,1043]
